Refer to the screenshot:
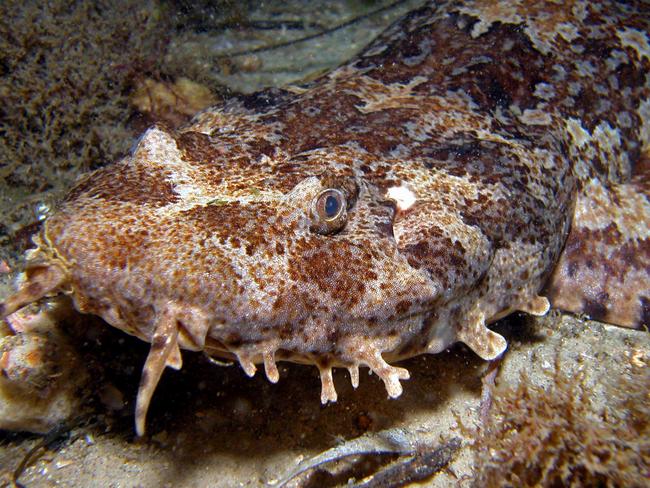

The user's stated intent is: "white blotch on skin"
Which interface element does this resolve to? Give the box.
[617,27,650,62]
[556,22,579,43]
[568,81,582,96]
[518,108,553,126]
[617,111,632,129]
[566,117,591,148]
[596,99,612,114]
[605,49,628,71]
[387,185,417,211]
[533,82,556,100]
[551,64,567,82]
[639,98,650,151]
[575,59,597,77]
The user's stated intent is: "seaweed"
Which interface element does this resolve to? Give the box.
[0,0,170,243]
[473,354,650,487]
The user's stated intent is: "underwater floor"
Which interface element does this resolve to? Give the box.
[0,1,648,486]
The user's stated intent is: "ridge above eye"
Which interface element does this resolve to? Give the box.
[310,188,347,234]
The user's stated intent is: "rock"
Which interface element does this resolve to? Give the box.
[0,309,89,433]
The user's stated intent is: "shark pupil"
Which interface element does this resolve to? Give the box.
[325,195,340,218]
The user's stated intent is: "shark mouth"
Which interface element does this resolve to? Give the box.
[134,303,411,436]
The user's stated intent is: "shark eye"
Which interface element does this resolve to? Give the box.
[310,188,347,234]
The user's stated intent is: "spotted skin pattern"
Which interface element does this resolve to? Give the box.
[1,0,649,435]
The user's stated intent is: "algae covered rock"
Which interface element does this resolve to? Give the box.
[0,310,88,433]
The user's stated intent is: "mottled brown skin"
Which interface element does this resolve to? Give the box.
[1,0,649,435]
